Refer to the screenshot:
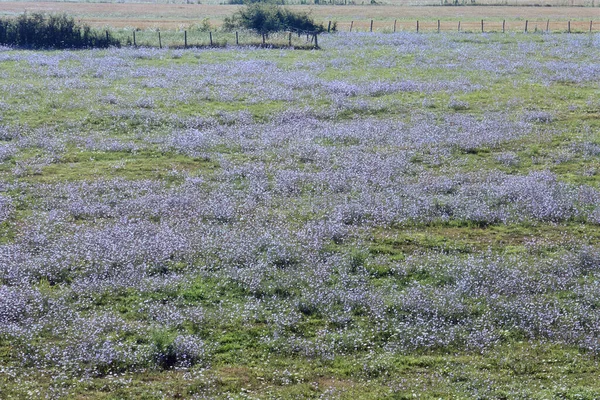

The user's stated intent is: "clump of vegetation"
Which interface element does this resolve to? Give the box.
[223,3,324,33]
[0,13,119,49]
[228,0,285,5]
[188,17,213,32]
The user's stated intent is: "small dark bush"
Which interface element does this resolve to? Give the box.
[0,13,119,49]
[223,4,324,33]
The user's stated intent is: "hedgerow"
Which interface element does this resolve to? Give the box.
[0,13,119,49]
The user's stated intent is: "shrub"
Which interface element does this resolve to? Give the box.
[188,17,213,32]
[0,13,119,49]
[223,4,324,33]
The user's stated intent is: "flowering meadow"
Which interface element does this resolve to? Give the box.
[0,32,599,398]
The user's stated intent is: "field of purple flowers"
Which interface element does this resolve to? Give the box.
[1,32,600,398]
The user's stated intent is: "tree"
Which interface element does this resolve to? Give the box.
[223,4,324,34]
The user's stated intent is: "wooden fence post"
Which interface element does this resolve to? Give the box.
[328,21,331,32]
[314,32,318,48]
[590,20,593,33]
[184,30,187,48]
[350,21,353,32]
[236,31,239,45]
[525,20,528,33]
[106,30,109,44]
[158,31,162,48]
[568,20,571,33]
[133,30,136,47]
[262,32,266,45]
[481,19,484,33]
[394,19,397,33]
[370,20,373,32]
[438,20,440,33]
[503,19,505,33]
[210,31,213,46]
[417,20,419,33]
[546,19,549,32]
[289,32,292,46]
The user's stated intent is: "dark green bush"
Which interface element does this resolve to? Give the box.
[223,4,324,33]
[0,13,119,49]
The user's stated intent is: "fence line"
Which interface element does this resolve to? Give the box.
[128,19,597,49]
[75,19,598,51]
[331,19,598,33]
[122,29,320,49]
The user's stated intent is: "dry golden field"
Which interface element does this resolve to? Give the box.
[0,0,597,5]
[0,1,598,30]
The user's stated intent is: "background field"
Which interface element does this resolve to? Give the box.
[0,0,598,5]
[0,1,598,30]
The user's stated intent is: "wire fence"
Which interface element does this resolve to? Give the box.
[112,29,320,49]
[97,18,598,51]
[336,18,598,33]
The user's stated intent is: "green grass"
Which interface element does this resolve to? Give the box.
[2,343,599,399]
[369,223,600,258]
[30,150,217,182]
